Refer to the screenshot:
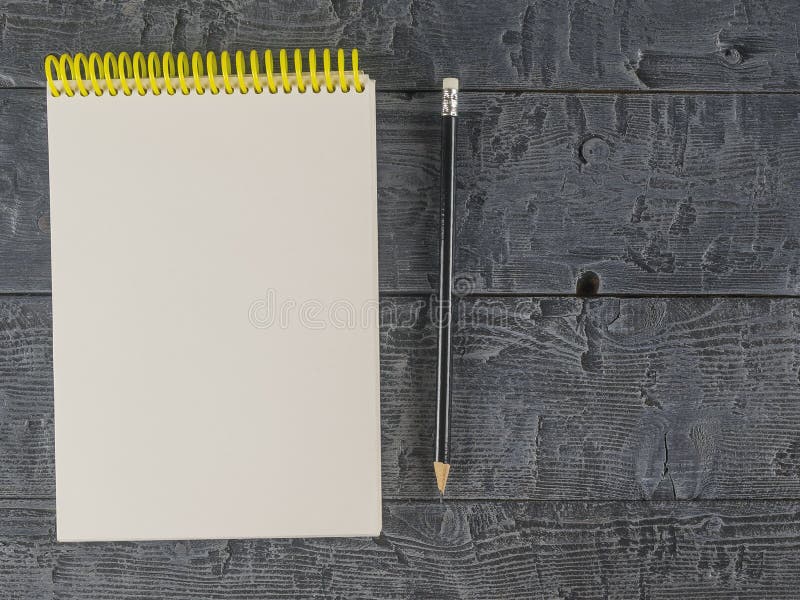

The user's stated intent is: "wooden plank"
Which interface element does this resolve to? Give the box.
[4,295,800,500]
[2,0,800,91]
[0,92,50,292]
[4,90,800,294]
[383,91,800,294]
[0,298,53,498]
[2,498,800,599]
[450,92,800,295]
[447,296,800,500]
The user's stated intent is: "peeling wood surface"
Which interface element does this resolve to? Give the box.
[0,0,799,91]
[4,296,800,501]
[3,498,800,599]
[3,91,800,294]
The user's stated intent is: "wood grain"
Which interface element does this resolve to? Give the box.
[2,0,799,595]
[390,92,800,295]
[0,298,53,498]
[1,0,799,91]
[3,91,800,294]
[2,498,800,599]
[380,295,800,500]
[4,295,800,500]
[0,91,50,292]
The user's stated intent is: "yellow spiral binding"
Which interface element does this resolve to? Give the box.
[103,52,118,96]
[72,53,89,96]
[250,50,263,94]
[44,48,366,98]
[206,51,220,94]
[235,51,248,94]
[279,49,291,93]
[162,52,176,95]
[147,52,162,96]
[220,51,234,94]
[262,50,274,93]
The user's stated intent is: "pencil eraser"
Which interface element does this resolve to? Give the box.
[442,77,459,90]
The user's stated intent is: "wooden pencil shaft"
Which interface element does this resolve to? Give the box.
[435,114,456,465]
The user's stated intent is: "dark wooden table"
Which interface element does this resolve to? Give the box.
[2,1,800,598]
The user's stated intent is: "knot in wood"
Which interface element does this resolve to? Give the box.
[37,214,50,234]
[579,137,609,165]
[720,47,743,65]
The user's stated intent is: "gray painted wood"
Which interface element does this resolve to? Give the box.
[4,295,800,500]
[1,0,799,91]
[388,91,800,294]
[0,91,50,291]
[2,498,800,599]
[2,1,800,596]
[3,90,800,294]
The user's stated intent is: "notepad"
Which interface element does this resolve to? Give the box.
[46,49,381,541]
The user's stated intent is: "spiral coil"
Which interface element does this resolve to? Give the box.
[44,49,365,98]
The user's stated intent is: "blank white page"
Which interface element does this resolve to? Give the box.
[47,77,380,541]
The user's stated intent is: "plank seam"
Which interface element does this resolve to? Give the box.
[3,496,800,504]
[3,291,800,300]
[6,85,800,95]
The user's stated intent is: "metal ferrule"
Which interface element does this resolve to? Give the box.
[442,88,458,116]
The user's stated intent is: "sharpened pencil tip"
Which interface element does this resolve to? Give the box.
[433,461,451,494]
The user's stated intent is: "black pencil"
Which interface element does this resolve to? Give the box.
[434,77,458,495]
